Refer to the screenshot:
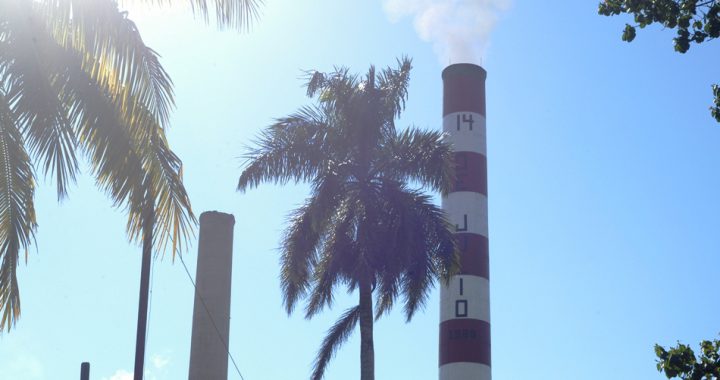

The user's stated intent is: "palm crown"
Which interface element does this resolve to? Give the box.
[238,57,459,380]
[0,0,259,331]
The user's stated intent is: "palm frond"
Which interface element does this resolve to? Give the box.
[368,182,419,320]
[63,55,194,258]
[373,181,457,321]
[0,0,79,199]
[373,270,399,320]
[131,113,196,257]
[400,246,435,322]
[304,67,360,118]
[397,191,456,320]
[305,67,354,99]
[187,0,262,31]
[0,91,37,332]
[381,128,455,194]
[281,176,343,314]
[310,305,360,380]
[119,0,262,31]
[0,0,196,331]
[39,0,175,130]
[238,106,328,191]
[377,56,412,119]
[364,65,376,91]
[304,200,355,318]
[64,56,142,206]
[279,209,315,314]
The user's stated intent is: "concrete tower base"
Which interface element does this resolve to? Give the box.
[188,211,235,380]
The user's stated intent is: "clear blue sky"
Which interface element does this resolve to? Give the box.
[1,1,718,379]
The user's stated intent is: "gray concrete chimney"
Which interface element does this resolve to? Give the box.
[188,211,235,380]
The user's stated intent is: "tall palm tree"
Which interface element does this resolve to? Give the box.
[0,0,260,332]
[238,58,459,380]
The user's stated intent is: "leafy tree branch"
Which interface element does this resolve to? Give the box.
[598,0,720,122]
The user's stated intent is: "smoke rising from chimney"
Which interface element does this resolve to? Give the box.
[383,0,510,64]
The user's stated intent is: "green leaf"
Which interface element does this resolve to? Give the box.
[678,16,691,28]
[712,85,720,122]
[622,24,637,41]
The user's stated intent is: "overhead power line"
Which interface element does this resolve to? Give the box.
[178,253,246,380]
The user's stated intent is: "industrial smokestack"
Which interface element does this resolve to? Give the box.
[80,362,89,380]
[439,64,490,380]
[188,211,235,380]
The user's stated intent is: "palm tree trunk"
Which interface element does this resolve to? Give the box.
[133,191,155,380]
[359,277,375,380]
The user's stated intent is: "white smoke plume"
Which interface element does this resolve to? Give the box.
[383,0,511,64]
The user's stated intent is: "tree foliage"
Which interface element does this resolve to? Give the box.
[0,0,261,332]
[598,0,720,122]
[118,0,262,31]
[655,338,720,379]
[238,58,458,380]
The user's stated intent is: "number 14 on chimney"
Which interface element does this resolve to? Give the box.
[456,113,474,131]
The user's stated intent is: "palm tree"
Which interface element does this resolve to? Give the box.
[0,0,260,332]
[238,58,459,380]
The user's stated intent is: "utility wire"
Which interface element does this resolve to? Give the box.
[178,253,246,380]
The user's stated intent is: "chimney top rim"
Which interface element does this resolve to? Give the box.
[199,211,235,225]
[442,63,487,80]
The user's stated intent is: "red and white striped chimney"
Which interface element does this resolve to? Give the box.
[439,63,490,380]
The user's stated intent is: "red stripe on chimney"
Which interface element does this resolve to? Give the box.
[439,318,491,366]
[451,152,487,195]
[456,233,489,279]
[442,64,486,116]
